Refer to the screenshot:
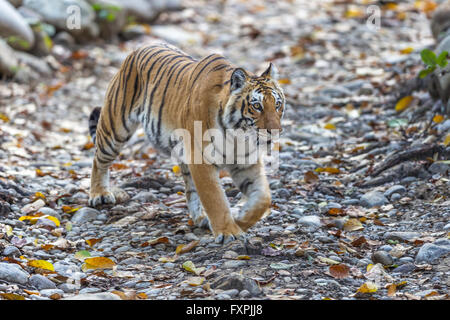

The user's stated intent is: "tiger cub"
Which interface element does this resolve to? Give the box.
[88,43,285,244]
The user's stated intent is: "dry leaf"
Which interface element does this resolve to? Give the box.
[86,238,103,247]
[433,115,444,123]
[0,293,25,300]
[176,240,199,255]
[329,264,350,279]
[304,171,319,183]
[357,282,378,294]
[28,260,55,271]
[395,96,413,112]
[343,218,364,231]
[324,123,336,130]
[187,276,205,286]
[315,167,340,174]
[82,257,116,271]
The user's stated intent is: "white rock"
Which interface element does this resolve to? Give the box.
[0,0,35,50]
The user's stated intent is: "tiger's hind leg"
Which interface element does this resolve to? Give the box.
[179,164,210,229]
[88,106,139,207]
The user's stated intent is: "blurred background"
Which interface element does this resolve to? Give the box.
[0,0,450,301]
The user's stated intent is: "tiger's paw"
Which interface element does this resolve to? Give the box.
[88,187,129,207]
[89,190,115,207]
[213,222,245,245]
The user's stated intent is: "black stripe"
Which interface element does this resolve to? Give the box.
[175,62,194,88]
[155,59,186,144]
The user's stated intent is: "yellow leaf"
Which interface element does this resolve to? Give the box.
[395,96,413,112]
[433,115,444,123]
[343,218,364,232]
[277,78,291,85]
[137,292,148,299]
[444,134,450,147]
[345,8,364,18]
[0,293,25,300]
[82,257,116,271]
[62,206,79,214]
[400,47,414,54]
[172,165,181,175]
[387,283,397,297]
[5,225,13,237]
[324,123,336,130]
[357,282,378,293]
[182,260,204,275]
[43,215,60,227]
[187,276,205,286]
[28,260,55,272]
[158,256,177,263]
[0,113,10,122]
[86,238,102,247]
[315,167,341,174]
[34,192,46,201]
[237,255,251,260]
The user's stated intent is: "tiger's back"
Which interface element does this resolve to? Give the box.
[91,43,235,158]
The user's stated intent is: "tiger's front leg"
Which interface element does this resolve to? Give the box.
[188,163,244,244]
[228,161,271,232]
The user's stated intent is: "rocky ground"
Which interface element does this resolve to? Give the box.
[0,0,449,300]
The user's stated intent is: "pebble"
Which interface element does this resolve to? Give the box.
[392,263,416,274]
[371,251,394,266]
[0,262,30,285]
[132,191,157,203]
[360,191,388,208]
[384,231,420,242]
[222,260,248,269]
[221,289,239,297]
[40,288,64,298]
[3,245,21,257]
[71,207,99,224]
[29,274,57,290]
[239,289,251,298]
[297,215,321,230]
[384,185,406,198]
[416,242,450,264]
[58,283,79,293]
[64,292,121,300]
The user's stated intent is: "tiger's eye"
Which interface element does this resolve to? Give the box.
[253,103,263,111]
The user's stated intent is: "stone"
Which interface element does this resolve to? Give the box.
[384,185,406,198]
[150,25,203,46]
[360,191,388,208]
[0,39,19,77]
[71,207,99,224]
[222,260,248,269]
[23,0,98,41]
[392,262,416,274]
[297,215,321,230]
[0,0,35,50]
[116,0,182,23]
[211,273,262,297]
[428,161,449,175]
[0,262,29,284]
[371,251,394,266]
[384,231,420,242]
[416,243,450,264]
[3,245,21,257]
[131,191,157,203]
[29,274,57,290]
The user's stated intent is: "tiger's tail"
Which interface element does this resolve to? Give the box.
[88,107,102,145]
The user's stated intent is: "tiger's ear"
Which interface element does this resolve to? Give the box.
[261,62,278,80]
[230,68,248,93]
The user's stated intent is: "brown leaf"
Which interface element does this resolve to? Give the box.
[176,240,199,255]
[329,264,350,279]
[304,171,319,184]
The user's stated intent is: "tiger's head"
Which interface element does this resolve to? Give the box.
[223,63,285,135]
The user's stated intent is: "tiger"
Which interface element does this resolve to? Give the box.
[88,43,285,244]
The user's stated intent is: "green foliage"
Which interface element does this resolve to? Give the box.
[419,49,448,79]
[92,2,121,22]
[6,36,30,50]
